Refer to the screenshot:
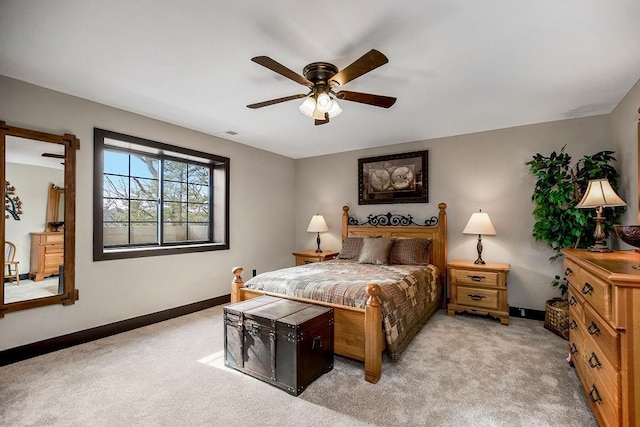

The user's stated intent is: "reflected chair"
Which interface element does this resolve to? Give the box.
[4,241,20,285]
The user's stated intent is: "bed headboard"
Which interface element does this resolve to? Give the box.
[341,203,448,287]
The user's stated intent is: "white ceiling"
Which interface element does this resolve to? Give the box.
[1,1,639,159]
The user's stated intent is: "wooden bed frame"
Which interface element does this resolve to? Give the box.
[231,202,448,383]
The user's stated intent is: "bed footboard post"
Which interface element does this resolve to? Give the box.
[364,284,383,383]
[231,266,244,303]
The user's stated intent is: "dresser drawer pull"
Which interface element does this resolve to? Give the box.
[564,267,572,276]
[581,282,594,295]
[569,296,577,306]
[587,321,600,336]
[467,294,486,301]
[569,343,578,355]
[588,352,602,369]
[467,275,486,282]
[569,320,578,330]
[589,385,602,404]
[304,260,313,264]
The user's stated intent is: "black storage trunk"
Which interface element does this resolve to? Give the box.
[224,296,334,396]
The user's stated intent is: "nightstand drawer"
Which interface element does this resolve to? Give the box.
[456,286,499,310]
[451,269,500,287]
[296,256,321,266]
[293,250,339,266]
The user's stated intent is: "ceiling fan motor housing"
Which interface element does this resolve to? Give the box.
[303,62,339,87]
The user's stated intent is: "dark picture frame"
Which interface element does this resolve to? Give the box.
[358,150,428,205]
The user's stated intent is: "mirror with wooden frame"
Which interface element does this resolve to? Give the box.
[1,121,78,317]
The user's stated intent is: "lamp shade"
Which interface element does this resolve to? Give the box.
[462,212,496,235]
[299,97,316,117]
[307,215,329,233]
[575,179,626,208]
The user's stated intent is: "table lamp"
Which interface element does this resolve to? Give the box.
[307,214,329,253]
[575,179,626,252]
[462,210,497,264]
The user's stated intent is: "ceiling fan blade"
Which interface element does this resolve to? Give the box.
[247,94,307,109]
[251,56,313,87]
[314,113,330,126]
[336,90,397,108]
[330,49,389,87]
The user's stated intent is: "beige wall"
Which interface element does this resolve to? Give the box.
[0,76,296,350]
[2,74,638,350]
[610,78,640,230]
[295,115,619,311]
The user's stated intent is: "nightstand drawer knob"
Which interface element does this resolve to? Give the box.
[304,260,312,264]
[588,352,602,369]
[467,294,486,301]
[564,267,572,276]
[467,275,486,282]
[581,282,594,295]
[569,296,577,306]
[587,321,600,336]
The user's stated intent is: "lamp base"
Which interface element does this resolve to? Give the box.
[586,243,612,253]
[315,232,322,253]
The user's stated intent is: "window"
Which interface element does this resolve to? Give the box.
[93,129,229,260]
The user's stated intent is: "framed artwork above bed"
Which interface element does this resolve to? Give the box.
[358,150,428,205]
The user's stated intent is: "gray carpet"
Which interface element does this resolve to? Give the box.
[0,306,596,426]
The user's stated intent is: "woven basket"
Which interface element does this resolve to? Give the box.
[544,298,569,340]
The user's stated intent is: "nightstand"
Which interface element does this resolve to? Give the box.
[293,250,339,266]
[447,260,510,325]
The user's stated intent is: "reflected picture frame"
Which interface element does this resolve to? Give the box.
[358,150,428,205]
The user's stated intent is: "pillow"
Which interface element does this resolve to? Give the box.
[389,238,432,265]
[358,237,393,265]
[337,237,364,260]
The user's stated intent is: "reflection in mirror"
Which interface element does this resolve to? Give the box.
[4,137,65,303]
[1,121,78,317]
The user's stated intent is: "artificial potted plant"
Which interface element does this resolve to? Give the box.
[527,146,623,338]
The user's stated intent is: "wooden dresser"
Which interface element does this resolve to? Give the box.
[29,231,64,281]
[563,248,640,427]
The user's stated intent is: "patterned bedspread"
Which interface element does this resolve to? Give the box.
[243,260,441,361]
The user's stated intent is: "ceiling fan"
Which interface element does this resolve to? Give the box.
[247,49,397,125]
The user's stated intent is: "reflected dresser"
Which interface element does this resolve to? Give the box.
[563,248,640,427]
[29,231,64,281]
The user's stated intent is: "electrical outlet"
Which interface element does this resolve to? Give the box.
[252,269,257,277]
[520,308,526,317]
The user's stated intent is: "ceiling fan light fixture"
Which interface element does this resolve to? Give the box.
[299,96,316,117]
[315,92,332,113]
[312,108,326,120]
[327,99,342,118]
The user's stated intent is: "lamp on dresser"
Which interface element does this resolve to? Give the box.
[307,214,329,253]
[575,178,626,252]
[462,210,496,264]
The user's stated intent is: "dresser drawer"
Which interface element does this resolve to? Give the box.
[455,286,499,309]
[568,287,585,324]
[578,363,620,427]
[39,232,64,245]
[574,268,611,320]
[451,269,501,287]
[583,342,620,404]
[583,303,619,369]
